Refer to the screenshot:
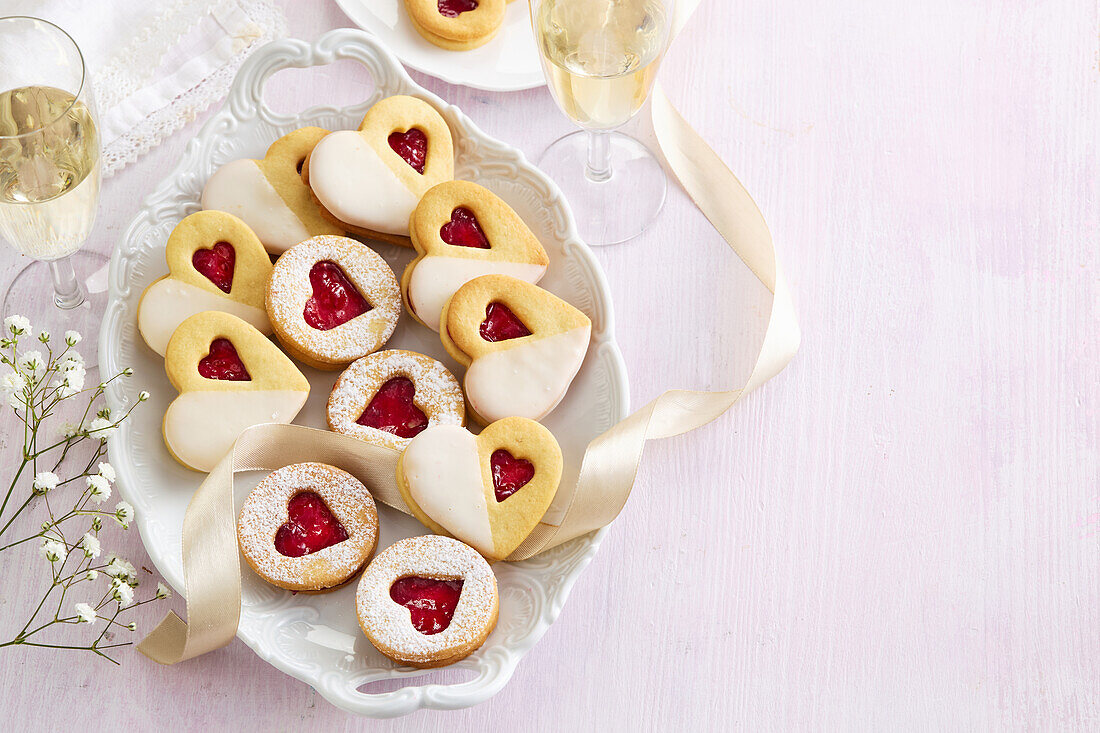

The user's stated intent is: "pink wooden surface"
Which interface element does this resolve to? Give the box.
[1,0,1098,728]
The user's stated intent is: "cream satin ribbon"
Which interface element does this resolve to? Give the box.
[139,2,800,665]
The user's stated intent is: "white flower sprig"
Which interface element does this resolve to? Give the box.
[0,315,166,664]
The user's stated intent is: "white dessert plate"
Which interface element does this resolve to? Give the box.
[334,0,545,92]
[100,30,627,717]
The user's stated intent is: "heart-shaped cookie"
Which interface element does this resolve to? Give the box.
[304,96,454,246]
[403,180,549,332]
[201,127,346,254]
[440,274,591,424]
[396,416,563,561]
[163,311,310,472]
[138,211,273,356]
[404,0,505,51]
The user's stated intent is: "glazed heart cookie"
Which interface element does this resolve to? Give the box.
[396,416,563,561]
[303,95,454,246]
[201,127,346,255]
[403,180,549,332]
[266,235,402,371]
[137,211,272,356]
[404,0,505,51]
[327,350,465,451]
[163,311,310,472]
[441,274,591,424]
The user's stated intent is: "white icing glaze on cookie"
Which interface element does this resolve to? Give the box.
[309,131,419,236]
[164,389,309,472]
[408,257,547,332]
[464,326,591,423]
[201,159,311,254]
[139,278,270,356]
[402,425,494,556]
[356,535,496,665]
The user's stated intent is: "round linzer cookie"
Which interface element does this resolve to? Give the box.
[138,211,272,357]
[396,417,563,562]
[403,180,549,332]
[356,535,498,668]
[404,0,505,51]
[327,350,465,451]
[266,236,402,371]
[201,127,346,255]
[163,311,310,472]
[440,274,591,424]
[238,462,379,592]
[303,96,454,247]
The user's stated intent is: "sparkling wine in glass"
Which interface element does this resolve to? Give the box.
[0,16,105,355]
[531,0,674,245]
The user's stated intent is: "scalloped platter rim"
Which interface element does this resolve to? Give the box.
[99,30,628,717]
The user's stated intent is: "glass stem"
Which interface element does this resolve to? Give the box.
[584,130,613,183]
[48,256,86,310]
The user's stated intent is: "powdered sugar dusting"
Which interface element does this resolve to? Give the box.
[237,462,379,590]
[327,350,465,451]
[356,535,497,665]
[268,236,401,363]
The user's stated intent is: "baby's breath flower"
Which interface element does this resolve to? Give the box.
[122,367,133,376]
[97,462,116,483]
[17,350,44,380]
[0,371,22,396]
[156,582,171,599]
[37,330,49,344]
[138,390,150,402]
[104,555,137,583]
[85,569,98,581]
[90,516,102,532]
[40,538,65,563]
[4,315,30,336]
[74,602,96,624]
[114,501,134,529]
[86,474,111,504]
[58,420,82,438]
[6,388,25,411]
[80,533,101,559]
[32,471,59,494]
[64,330,81,346]
[111,579,135,607]
[87,417,116,440]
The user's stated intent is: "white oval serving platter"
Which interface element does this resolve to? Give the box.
[334,0,545,92]
[100,30,627,717]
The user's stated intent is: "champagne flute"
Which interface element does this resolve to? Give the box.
[530,0,675,245]
[0,16,104,358]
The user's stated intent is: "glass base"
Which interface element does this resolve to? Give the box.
[1,251,109,368]
[536,130,667,246]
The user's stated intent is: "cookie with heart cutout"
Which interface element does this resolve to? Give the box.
[356,535,498,668]
[163,311,310,472]
[137,211,273,357]
[201,127,346,255]
[238,462,379,593]
[402,180,549,332]
[396,416,563,561]
[440,274,591,424]
[303,96,454,247]
[266,235,402,371]
[327,350,465,451]
[404,0,505,51]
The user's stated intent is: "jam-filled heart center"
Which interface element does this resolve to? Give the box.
[440,207,490,249]
[192,241,235,294]
[388,129,427,174]
[389,576,464,635]
[356,376,429,439]
[274,491,349,558]
[198,338,251,381]
[438,0,479,18]
[490,449,535,502]
[479,302,531,342]
[303,260,371,331]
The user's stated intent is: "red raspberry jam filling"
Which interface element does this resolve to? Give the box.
[438,0,479,18]
[389,576,464,635]
[388,129,427,174]
[198,338,251,381]
[479,302,531,342]
[303,260,371,331]
[356,376,429,438]
[490,449,535,502]
[192,241,235,293]
[440,207,490,249]
[274,491,349,558]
